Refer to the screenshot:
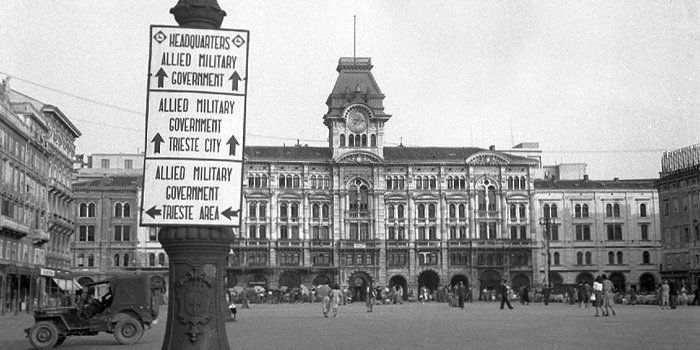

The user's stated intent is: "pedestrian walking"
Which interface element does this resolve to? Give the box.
[679,285,687,306]
[584,282,591,308]
[692,287,700,306]
[317,283,331,318]
[602,274,616,316]
[593,275,603,317]
[366,285,376,313]
[330,284,342,317]
[521,284,530,305]
[420,286,428,305]
[499,280,514,310]
[669,280,678,309]
[456,282,467,309]
[543,283,551,305]
[397,286,404,304]
[661,280,670,309]
[226,293,237,322]
[577,282,586,308]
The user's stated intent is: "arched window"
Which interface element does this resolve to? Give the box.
[311,176,317,189]
[642,251,650,264]
[487,186,496,211]
[259,225,266,239]
[79,203,88,217]
[286,175,293,188]
[606,204,613,217]
[509,204,516,219]
[291,203,299,219]
[158,253,166,266]
[248,175,255,187]
[613,204,620,217]
[458,204,466,218]
[361,134,367,147]
[543,204,550,218]
[87,254,94,267]
[123,203,130,217]
[520,226,527,239]
[254,174,261,188]
[249,203,257,218]
[322,204,329,220]
[449,204,456,219]
[429,176,437,189]
[554,252,560,265]
[519,204,526,219]
[114,203,122,217]
[585,252,592,265]
[608,252,615,265]
[77,254,84,267]
[520,176,526,189]
[249,225,257,239]
[510,226,518,239]
[280,203,288,218]
[418,204,425,219]
[582,204,589,217]
[312,204,320,219]
[616,251,623,264]
[370,134,376,147]
[261,174,268,188]
[114,254,120,267]
[293,176,300,188]
[577,252,583,265]
[508,176,513,189]
[149,253,156,267]
[387,204,395,219]
[388,227,396,240]
[428,204,436,218]
[551,204,558,218]
[575,204,581,218]
[397,204,405,219]
[123,254,129,267]
[640,203,647,217]
[340,134,345,147]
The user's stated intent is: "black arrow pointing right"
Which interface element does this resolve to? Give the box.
[145,206,162,219]
[155,68,168,88]
[151,133,164,154]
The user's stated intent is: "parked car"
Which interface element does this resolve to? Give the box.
[25,274,160,349]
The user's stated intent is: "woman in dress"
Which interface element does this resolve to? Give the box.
[330,284,342,317]
[593,275,603,317]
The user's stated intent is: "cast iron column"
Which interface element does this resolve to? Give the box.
[159,1,232,350]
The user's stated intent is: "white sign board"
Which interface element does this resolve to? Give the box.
[141,25,248,226]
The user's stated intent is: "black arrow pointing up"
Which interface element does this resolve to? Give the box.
[222,207,239,220]
[145,206,162,219]
[229,71,242,91]
[226,135,239,156]
[155,68,168,88]
[151,133,164,154]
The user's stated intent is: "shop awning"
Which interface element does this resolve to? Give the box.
[51,278,83,292]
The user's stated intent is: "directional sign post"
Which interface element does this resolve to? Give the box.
[141,25,248,227]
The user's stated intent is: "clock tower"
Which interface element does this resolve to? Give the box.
[323,57,391,161]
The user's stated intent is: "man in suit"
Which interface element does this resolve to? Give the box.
[456,282,468,309]
[499,280,514,310]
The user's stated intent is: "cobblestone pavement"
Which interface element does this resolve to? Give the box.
[2,302,699,350]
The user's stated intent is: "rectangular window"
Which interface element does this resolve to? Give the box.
[291,226,300,240]
[641,224,649,241]
[607,224,623,240]
[149,228,157,241]
[550,225,559,241]
[349,224,358,240]
[124,159,133,169]
[280,226,288,240]
[101,159,110,169]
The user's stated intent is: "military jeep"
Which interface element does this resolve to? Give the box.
[25,274,160,349]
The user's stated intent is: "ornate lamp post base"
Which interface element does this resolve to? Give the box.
[159,226,232,350]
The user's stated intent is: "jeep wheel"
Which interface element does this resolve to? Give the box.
[28,321,60,349]
[113,317,144,345]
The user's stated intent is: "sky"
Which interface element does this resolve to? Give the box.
[1,0,698,180]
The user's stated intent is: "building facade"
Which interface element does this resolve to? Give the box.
[72,154,167,295]
[533,176,661,293]
[0,80,80,314]
[656,144,700,292]
[229,58,541,299]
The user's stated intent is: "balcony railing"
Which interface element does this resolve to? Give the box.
[309,240,333,248]
[277,240,303,247]
[386,240,409,248]
[347,211,370,219]
[415,240,441,248]
[32,229,50,245]
[0,215,31,238]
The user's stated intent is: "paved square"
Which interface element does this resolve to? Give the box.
[2,302,698,349]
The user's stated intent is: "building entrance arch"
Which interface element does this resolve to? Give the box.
[479,270,501,292]
[609,272,626,292]
[248,274,268,287]
[279,271,302,289]
[389,275,408,301]
[511,274,530,290]
[575,272,594,285]
[312,274,332,287]
[639,273,656,292]
[348,271,371,302]
[417,270,440,294]
[450,274,469,288]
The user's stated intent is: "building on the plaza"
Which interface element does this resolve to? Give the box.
[229,57,542,300]
[533,173,661,294]
[655,144,700,291]
[72,153,167,295]
[0,80,80,314]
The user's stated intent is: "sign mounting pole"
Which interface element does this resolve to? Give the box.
[142,1,248,349]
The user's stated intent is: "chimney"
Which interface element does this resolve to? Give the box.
[583,174,589,181]
[489,145,495,151]
[613,177,619,182]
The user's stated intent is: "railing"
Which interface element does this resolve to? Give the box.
[0,215,31,237]
[386,241,409,248]
[309,240,333,248]
[277,240,303,247]
[415,240,441,247]
[347,211,370,218]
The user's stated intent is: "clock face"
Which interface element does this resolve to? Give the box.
[346,109,368,133]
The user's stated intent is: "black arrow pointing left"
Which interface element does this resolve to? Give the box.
[145,206,161,219]
[222,207,239,220]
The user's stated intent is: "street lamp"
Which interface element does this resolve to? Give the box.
[539,215,556,288]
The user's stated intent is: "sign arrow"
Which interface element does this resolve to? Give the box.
[151,133,165,154]
[222,207,239,220]
[145,206,162,219]
[226,135,239,156]
[229,71,242,91]
[155,68,168,88]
